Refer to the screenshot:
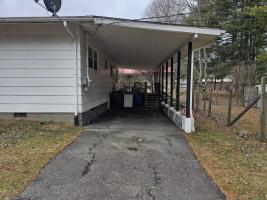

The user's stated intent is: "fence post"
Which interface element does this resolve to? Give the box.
[193,86,196,110]
[203,90,206,112]
[227,88,233,126]
[196,85,200,112]
[208,87,213,117]
[216,89,219,105]
[260,77,267,141]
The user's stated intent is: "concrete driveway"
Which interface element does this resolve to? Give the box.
[15,110,225,200]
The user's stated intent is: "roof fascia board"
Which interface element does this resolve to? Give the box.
[93,18,225,36]
[0,16,225,36]
[0,16,94,24]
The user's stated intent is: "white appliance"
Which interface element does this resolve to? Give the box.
[124,94,133,108]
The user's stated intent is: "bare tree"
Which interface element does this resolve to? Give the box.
[144,0,197,24]
[232,62,256,106]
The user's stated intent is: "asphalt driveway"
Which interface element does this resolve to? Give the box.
[15,110,225,200]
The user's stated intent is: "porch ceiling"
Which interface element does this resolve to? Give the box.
[81,17,225,71]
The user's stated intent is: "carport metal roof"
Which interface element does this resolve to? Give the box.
[0,16,225,70]
[82,16,225,70]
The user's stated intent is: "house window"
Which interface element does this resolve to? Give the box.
[88,47,98,71]
[93,51,98,70]
[88,47,93,69]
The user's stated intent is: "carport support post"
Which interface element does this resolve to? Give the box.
[260,77,267,141]
[170,57,174,107]
[161,65,164,100]
[176,51,181,111]
[159,68,161,96]
[155,71,157,83]
[186,42,193,118]
[165,61,168,104]
[156,70,159,84]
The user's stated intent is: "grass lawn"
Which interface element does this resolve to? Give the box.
[186,115,267,200]
[0,119,82,200]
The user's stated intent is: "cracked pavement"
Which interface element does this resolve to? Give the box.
[15,110,225,200]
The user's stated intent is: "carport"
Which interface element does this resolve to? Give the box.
[8,16,227,200]
[80,16,224,133]
[0,15,223,132]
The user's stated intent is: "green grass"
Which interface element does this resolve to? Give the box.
[0,120,82,200]
[186,118,267,200]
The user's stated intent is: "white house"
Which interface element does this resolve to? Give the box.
[0,16,224,131]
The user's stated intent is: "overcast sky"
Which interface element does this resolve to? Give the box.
[0,0,151,19]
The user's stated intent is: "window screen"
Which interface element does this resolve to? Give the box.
[93,51,98,70]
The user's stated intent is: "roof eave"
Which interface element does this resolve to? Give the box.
[0,16,95,23]
[0,15,225,36]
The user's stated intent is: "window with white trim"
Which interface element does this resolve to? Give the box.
[88,47,98,70]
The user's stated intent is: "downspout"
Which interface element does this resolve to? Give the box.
[63,21,74,39]
[63,21,79,125]
[74,30,79,125]
[85,32,90,87]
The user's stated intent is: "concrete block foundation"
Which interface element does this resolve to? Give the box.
[161,102,195,133]
[0,113,75,123]
[0,103,109,126]
[78,102,109,126]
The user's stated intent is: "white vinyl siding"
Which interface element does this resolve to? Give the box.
[80,30,115,113]
[0,23,82,113]
[0,68,74,78]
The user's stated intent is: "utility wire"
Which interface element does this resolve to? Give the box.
[132,7,257,23]
[133,9,211,21]
[134,14,256,23]
[34,0,48,11]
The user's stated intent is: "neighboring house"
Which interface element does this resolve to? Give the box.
[118,69,154,92]
[0,16,224,127]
